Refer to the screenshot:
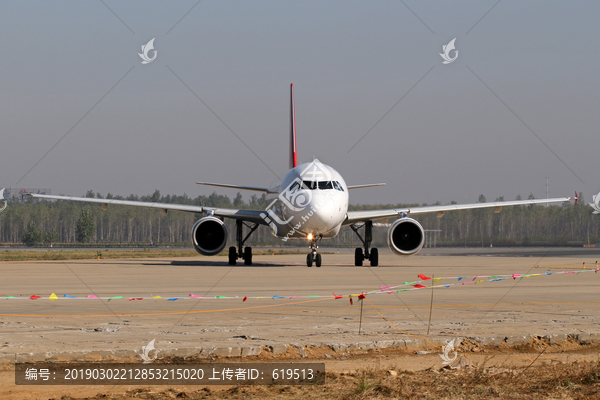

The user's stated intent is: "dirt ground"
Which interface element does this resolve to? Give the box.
[3,340,600,399]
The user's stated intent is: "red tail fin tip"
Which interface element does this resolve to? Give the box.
[289,83,298,169]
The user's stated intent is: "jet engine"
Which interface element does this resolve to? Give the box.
[191,217,228,256]
[387,217,425,256]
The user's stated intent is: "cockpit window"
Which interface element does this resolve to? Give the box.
[301,180,344,191]
[317,181,334,190]
[302,181,317,190]
[289,181,301,192]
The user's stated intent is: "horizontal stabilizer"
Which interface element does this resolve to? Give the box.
[196,182,278,193]
[347,183,386,190]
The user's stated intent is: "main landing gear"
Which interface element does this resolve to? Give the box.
[306,235,323,268]
[350,221,379,267]
[228,220,259,266]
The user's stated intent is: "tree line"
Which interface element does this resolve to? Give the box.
[0,190,598,248]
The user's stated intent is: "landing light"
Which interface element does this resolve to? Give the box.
[307,233,313,240]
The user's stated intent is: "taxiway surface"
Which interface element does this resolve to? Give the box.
[1,247,599,362]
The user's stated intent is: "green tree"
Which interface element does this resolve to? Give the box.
[76,209,95,243]
[22,221,43,246]
[44,228,58,246]
[233,192,244,207]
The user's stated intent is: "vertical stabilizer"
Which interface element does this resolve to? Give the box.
[289,83,298,169]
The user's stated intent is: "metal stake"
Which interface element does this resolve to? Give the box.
[427,275,434,335]
[358,298,364,335]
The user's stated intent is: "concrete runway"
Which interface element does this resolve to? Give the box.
[1,247,600,362]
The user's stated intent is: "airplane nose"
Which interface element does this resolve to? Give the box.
[301,193,338,232]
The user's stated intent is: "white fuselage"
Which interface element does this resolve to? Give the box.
[269,162,348,239]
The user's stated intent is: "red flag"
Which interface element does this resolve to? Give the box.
[358,294,365,300]
[30,295,41,300]
[418,274,432,280]
[413,284,426,289]
[333,292,343,299]
[350,298,353,305]
[243,296,247,302]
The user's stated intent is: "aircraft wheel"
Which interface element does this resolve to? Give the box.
[315,253,322,268]
[370,248,379,267]
[306,253,313,267]
[244,247,252,265]
[354,248,363,267]
[228,246,237,265]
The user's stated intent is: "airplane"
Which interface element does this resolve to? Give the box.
[26,84,576,268]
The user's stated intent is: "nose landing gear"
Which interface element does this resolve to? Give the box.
[306,235,322,267]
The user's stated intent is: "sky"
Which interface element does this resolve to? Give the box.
[1,0,598,205]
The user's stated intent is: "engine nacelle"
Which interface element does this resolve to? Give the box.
[191,217,228,256]
[387,217,425,257]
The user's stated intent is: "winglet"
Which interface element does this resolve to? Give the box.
[289,83,298,169]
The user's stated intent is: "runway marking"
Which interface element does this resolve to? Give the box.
[246,299,600,310]
[0,297,333,318]
[1,298,597,318]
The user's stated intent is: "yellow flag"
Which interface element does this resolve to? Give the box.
[49,293,58,301]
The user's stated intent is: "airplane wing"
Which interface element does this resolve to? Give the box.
[344,196,575,225]
[196,182,279,194]
[347,183,386,190]
[24,193,269,225]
